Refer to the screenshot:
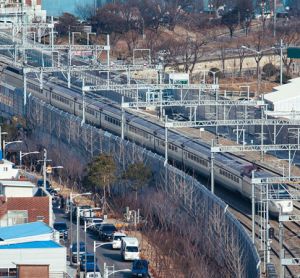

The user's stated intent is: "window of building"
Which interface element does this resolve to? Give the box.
[7,210,28,225]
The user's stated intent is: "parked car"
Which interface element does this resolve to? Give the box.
[37,179,51,189]
[98,223,117,241]
[70,242,86,263]
[80,253,97,272]
[85,269,102,278]
[72,205,92,224]
[47,187,58,197]
[86,218,103,231]
[121,237,140,261]
[112,232,127,249]
[131,259,149,277]
[53,222,68,239]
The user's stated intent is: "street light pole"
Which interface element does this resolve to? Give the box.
[0,126,8,152]
[72,32,81,45]
[77,206,80,273]
[83,208,101,277]
[93,242,113,277]
[43,148,47,190]
[69,192,91,267]
[3,140,22,160]
[19,150,39,167]
[241,45,275,95]
[273,0,277,37]
[87,32,96,45]
[280,39,283,85]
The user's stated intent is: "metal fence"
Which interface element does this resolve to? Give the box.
[26,95,260,277]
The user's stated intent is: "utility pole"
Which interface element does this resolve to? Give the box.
[81,79,85,126]
[280,39,283,85]
[43,148,47,190]
[121,96,125,140]
[164,115,168,167]
[211,139,215,194]
[273,0,277,37]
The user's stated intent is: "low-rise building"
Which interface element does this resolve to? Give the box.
[264,77,300,118]
[0,0,46,23]
[0,180,35,197]
[0,221,54,245]
[0,194,51,226]
[0,157,19,179]
[0,222,66,277]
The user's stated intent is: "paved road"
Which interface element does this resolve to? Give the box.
[53,207,132,278]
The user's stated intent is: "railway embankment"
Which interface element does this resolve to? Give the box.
[14,95,261,277]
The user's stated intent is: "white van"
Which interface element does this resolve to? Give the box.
[112,232,127,249]
[121,237,140,261]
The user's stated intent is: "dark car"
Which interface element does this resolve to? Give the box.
[70,242,86,263]
[53,222,68,239]
[37,179,51,190]
[98,223,117,241]
[80,253,97,272]
[131,259,149,277]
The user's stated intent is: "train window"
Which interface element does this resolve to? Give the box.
[86,107,95,116]
[186,151,208,167]
[27,82,41,93]
[128,125,149,139]
[220,169,239,183]
[52,93,70,105]
[105,115,121,126]
[0,94,13,107]
[168,144,178,152]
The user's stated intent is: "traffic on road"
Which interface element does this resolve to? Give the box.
[51,187,150,278]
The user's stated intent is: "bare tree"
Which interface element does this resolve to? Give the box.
[275,20,300,78]
[75,3,95,21]
[122,30,140,53]
[235,38,248,74]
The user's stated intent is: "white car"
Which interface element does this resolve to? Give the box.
[112,232,127,249]
[85,272,102,278]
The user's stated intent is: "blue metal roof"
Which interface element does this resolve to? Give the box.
[0,222,52,241]
[0,240,61,249]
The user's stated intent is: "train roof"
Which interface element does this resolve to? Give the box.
[24,67,276,179]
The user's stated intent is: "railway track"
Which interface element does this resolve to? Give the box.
[228,203,297,277]
[226,153,300,277]
[1,31,299,276]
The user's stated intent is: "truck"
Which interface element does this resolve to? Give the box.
[121,237,140,261]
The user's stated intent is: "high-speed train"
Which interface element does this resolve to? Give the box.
[0,64,293,215]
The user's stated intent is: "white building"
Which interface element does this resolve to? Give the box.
[264,77,300,119]
[0,221,54,245]
[0,222,66,275]
[0,180,35,197]
[0,0,46,24]
[0,159,19,179]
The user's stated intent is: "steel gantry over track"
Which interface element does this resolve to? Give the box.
[82,83,219,92]
[165,118,300,128]
[211,142,300,276]
[122,99,264,109]
[251,176,300,277]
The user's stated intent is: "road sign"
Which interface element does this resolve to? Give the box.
[46,166,52,174]
[281,258,300,266]
[287,47,300,59]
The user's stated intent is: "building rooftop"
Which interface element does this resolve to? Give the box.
[0,240,61,249]
[0,222,52,240]
[0,180,35,188]
[264,77,300,104]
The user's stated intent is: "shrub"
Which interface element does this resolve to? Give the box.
[262,63,277,77]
